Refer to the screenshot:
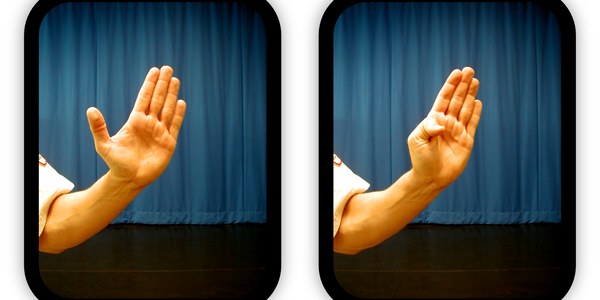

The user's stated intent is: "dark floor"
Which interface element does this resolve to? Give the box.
[39,223,566,298]
[39,224,270,299]
[334,224,566,299]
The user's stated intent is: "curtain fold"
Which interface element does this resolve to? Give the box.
[333,2,561,224]
[39,2,267,225]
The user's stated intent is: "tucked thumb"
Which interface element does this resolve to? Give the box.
[417,118,445,141]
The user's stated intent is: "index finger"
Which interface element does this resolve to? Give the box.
[132,67,160,113]
[428,69,463,116]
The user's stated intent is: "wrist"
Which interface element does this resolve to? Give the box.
[105,170,146,192]
[405,169,446,194]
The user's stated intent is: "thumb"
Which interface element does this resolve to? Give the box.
[415,118,445,142]
[86,107,110,146]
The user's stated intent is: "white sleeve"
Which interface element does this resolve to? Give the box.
[333,154,369,238]
[39,154,74,236]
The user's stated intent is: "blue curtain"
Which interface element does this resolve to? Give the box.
[333,2,561,224]
[38,2,267,224]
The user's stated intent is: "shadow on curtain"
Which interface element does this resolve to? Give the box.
[333,2,561,224]
[39,2,267,225]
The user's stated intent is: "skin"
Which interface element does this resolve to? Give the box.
[39,66,186,254]
[334,67,482,255]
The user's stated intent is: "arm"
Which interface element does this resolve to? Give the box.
[39,66,186,253]
[334,170,443,255]
[39,172,144,253]
[334,67,482,255]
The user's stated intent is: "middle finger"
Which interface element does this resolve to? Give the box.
[445,66,474,118]
[148,65,174,117]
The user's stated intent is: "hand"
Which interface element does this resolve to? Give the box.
[86,66,187,189]
[407,67,482,189]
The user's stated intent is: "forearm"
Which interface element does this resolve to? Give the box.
[333,169,444,255]
[39,171,144,253]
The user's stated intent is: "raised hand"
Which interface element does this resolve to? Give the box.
[407,67,482,189]
[86,66,187,189]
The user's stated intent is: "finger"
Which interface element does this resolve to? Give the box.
[148,65,174,117]
[168,100,187,141]
[132,67,160,113]
[429,69,463,115]
[159,77,180,124]
[466,100,483,138]
[457,78,480,125]
[86,107,110,147]
[445,67,475,118]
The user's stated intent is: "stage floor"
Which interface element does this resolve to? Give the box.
[334,223,565,299]
[39,224,270,298]
[39,223,566,298]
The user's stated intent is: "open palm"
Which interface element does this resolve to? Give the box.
[86,66,187,188]
[408,67,482,188]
